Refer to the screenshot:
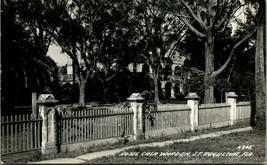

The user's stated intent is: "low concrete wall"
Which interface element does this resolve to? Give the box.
[145,126,191,138]
[59,135,134,153]
[197,121,232,130]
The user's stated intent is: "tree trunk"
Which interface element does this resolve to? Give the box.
[79,78,86,107]
[204,76,215,103]
[204,33,215,103]
[255,13,266,127]
[153,68,159,104]
[103,81,110,103]
[102,66,110,103]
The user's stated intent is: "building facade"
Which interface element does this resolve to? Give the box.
[62,52,186,100]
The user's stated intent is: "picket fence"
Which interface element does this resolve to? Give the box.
[1,100,251,157]
[1,107,134,156]
[1,114,42,155]
[58,108,133,144]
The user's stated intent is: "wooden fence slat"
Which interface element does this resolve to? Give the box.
[114,115,117,137]
[85,117,87,141]
[73,112,76,143]
[77,111,79,142]
[14,115,18,152]
[22,115,26,151]
[68,118,70,143]
[3,116,6,154]
[30,114,33,149]
[86,117,89,141]
[37,118,41,148]
[80,111,82,141]
[79,112,82,141]
[7,116,10,153]
[64,118,66,144]
[91,112,93,140]
[109,115,112,137]
[33,117,37,149]
[10,116,14,153]
[92,111,95,140]
[96,110,99,139]
[70,114,73,143]
[89,111,91,140]
[1,116,4,153]
[73,113,75,143]
[81,111,83,141]
[76,113,79,142]
[98,110,100,139]
[100,110,103,138]
[66,119,68,144]
[26,114,29,150]
[107,116,110,137]
[82,111,84,141]
[62,118,64,144]
[68,118,71,143]
[91,110,94,140]
[18,115,21,152]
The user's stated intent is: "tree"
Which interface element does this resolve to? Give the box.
[254,0,265,127]
[130,0,187,103]
[167,0,256,103]
[47,0,134,106]
[2,0,58,109]
[92,1,138,103]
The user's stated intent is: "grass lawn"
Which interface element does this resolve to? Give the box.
[3,124,265,164]
[87,127,265,164]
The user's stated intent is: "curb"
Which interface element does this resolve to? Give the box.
[32,127,253,164]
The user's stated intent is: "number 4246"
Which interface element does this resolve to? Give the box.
[237,145,254,150]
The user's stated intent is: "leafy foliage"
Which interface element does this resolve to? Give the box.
[2,0,59,109]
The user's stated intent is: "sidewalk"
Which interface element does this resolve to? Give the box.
[31,127,252,164]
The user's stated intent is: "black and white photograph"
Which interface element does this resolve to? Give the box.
[1,0,265,164]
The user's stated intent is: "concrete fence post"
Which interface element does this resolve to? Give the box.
[185,92,200,132]
[127,93,145,140]
[226,92,238,125]
[37,94,59,154]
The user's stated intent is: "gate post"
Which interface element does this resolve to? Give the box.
[185,92,200,132]
[227,92,238,125]
[37,94,59,154]
[127,93,145,140]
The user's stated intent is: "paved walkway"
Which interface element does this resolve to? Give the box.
[31,127,252,164]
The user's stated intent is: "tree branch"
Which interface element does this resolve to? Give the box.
[181,0,207,30]
[215,0,241,30]
[211,29,256,78]
[179,16,206,38]
[164,0,205,37]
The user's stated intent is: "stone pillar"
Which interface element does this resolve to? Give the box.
[227,92,238,126]
[179,83,184,95]
[37,94,59,154]
[128,63,134,72]
[127,93,145,140]
[171,83,176,98]
[32,93,37,119]
[171,64,176,76]
[161,81,166,98]
[136,64,142,73]
[185,92,200,132]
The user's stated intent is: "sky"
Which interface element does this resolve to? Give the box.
[47,44,68,66]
